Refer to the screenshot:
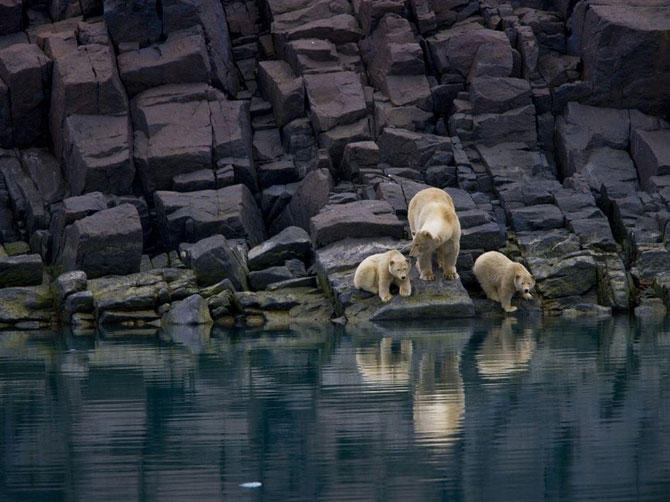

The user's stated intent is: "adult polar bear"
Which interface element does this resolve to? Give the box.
[408,188,461,281]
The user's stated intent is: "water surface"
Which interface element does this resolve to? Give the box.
[2,316,670,501]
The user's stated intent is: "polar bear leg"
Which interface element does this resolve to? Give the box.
[437,239,459,280]
[417,251,435,281]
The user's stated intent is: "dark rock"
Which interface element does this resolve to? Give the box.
[469,76,532,114]
[172,169,215,192]
[508,204,564,232]
[155,184,265,249]
[103,0,162,48]
[631,128,670,191]
[529,253,598,299]
[117,26,211,98]
[569,0,670,115]
[236,291,299,311]
[284,38,340,74]
[555,102,630,178]
[248,226,312,271]
[20,149,66,205]
[0,285,54,324]
[0,0,23,36]
[1,155,48,235]
[180,234,248,290]
[568,218,617,252]
[0,254,43,287]
[427,23,513,78]
[461,222,503,251]
[310,200,405,248]
[257,159,298,189]
[253,129,284,162]
[472,105,537,147]
[50,44,128,159]
[304,71,367,132]
[378,127,452,170]
[271,168,334,233]
[257,60,305,128]
[54,270,87,304]
[62,114,134,196]
[339,141,379,181]
[579,147,639,192]
[275,14,363,50]
[162,294,213,325]
[62,203,143,279]
[63,290,94,319]
[132,84,255,195]
[0,44,52,146]
[318,118,372,166]
[249,266,294,291]
[638,247,670,282]
[162,0,239,95]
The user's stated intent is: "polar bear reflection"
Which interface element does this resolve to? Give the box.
[412,352,464,448]
[355,337,413,390]
[356,337,464,448]
[476,318,537,381]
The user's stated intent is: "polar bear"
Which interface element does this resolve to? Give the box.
[354,249,411,302]
[408,188,461,281]
[473,251,535,313]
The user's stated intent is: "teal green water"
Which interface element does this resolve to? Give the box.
[1,316,670,501]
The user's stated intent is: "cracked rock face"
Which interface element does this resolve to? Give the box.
[1,0,670,328]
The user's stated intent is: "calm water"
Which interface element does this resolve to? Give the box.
[2,316,670,502]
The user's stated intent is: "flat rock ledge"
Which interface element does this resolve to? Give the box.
[316,237,474,324]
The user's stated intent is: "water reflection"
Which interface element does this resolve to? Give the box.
[1,317,670,501]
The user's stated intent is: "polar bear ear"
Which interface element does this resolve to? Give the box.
[389,259,395,267]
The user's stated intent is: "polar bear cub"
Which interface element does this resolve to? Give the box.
[354,249,412,302]
[473,251,535,313]
[408,187,461,281]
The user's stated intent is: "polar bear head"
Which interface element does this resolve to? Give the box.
[513,265,535,298]
[409,230,442,257]
[388,251,410,281]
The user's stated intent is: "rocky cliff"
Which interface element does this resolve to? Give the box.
[1,0,669,330]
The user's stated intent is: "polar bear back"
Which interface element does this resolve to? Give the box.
[408,188,458,235]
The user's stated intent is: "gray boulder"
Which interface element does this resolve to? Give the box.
[555,102,630,178]
[529,253,598,299]
[162,0,240,95]
[304,71,367,132]
[117,26,211,97]
[181,234,248,289]
[472,105,537,147]
[0,0,22,36]
[631,128,670,191]
[0,254,43,287]
[103,0,162,48]
[62,114,135,196]
[162,294,213,325]
[339,141,379,181]
[569,0,670,115]
[508,204,564,232]
[154,184,266,249]
[63,290,94,320]
[378,127,452,170]
[62,203,143,279]
[249,266,295,291]
[310,200,405,248]
[248,226,312,271]
[0,44,52,146]
[0,286,54,324]
[271,168,334,233]
[20,149,67,205]
[257,60,304,127]
[50,44,128,159]
[54,270,87,304]
[470,76,532,115]
[427,23,513,78]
